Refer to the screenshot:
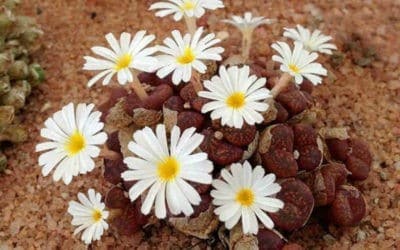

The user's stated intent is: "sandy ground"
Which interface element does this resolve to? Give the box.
[0,0,399,249]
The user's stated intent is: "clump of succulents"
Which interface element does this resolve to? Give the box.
[0,0,44,171]
[35,0,372,248]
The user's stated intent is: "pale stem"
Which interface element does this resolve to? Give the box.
[184,15,197,35]
[191,71,203,93]
[130,72,148,101]
[241,29,253,63]
[99,145,120,161]
[271,72,293,97]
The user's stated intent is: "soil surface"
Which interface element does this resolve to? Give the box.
[0,0,399,249]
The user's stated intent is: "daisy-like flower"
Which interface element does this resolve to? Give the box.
[283,25,337,54]
[121,124,213,218]
[149,0,224,21]
[198,65,271,129]
[36,103,107,185]
[83,31,158,87]
[211,161,284,234]
[156,27,224,85]
[222,12,275,32]
[271,41,327,85]
[68,189,109,244]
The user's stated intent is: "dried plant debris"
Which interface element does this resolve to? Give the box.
[0,0,44,171]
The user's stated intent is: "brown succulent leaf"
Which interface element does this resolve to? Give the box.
[112,200,149,235]
[259,124,293,155]
[164,95,184,112]
[179,82,197,102]
[191,96,209,112]
[299,80,314,94]
[349,138,373,166]
[257,228,286,250]
[221,124,257,147]
[274,101,289,123]
[106,131,122,154]
[282,243,304,250]
[103,157,127,185]
[105,186,130,209]
[297,145,323,171]
[304,169,336,206]
[321,163,349,187]
[276,89,311,116]
[326,138,350,162]
[330,185,366,226]
[261,150,298,178]
[138,72,173,86]
[345,156,370,181]
[177,111,204,131]
[200,128,244,166]
[293,124,317,147]
[269,179,314,231]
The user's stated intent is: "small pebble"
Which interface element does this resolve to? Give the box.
[356,230,367,241]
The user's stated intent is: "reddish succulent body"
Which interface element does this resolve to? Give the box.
[326,138,372,181]
[269,179,314,231]
[257,229,285,250]
[330,185,366,226]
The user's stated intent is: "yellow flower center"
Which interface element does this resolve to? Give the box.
[288,64,300,73]
[65,130,86,156]
[226,92,246,109]
[235,188,255,207]
[157,156,180,182]
[115,54,132,71]
[177,47,196,65]
[181,0,195,11]
[92,209,103,222]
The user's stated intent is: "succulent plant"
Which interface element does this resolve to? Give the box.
[0,0,44,171]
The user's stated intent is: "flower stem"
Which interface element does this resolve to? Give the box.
[130,73,148,101]
[241,29,253,63]
[271,73,293,97]
[184,15,197,35]
[191,71,203,93]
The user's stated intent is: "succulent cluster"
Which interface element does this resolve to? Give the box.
[101,63,371,247]
[34,0,373,248]
[0,0,44,171]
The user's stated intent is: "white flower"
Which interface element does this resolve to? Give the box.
[283,25,337,54]
[36,103,107,185]
[83,31,158,87]
[68,189,109,244]
[271,41,327,85]
[149,0,224,21]
[121,125,213,219]
[222,12,275,32]
[156,27,224,85]
[211,161,284,234]
[198,65,271,129]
